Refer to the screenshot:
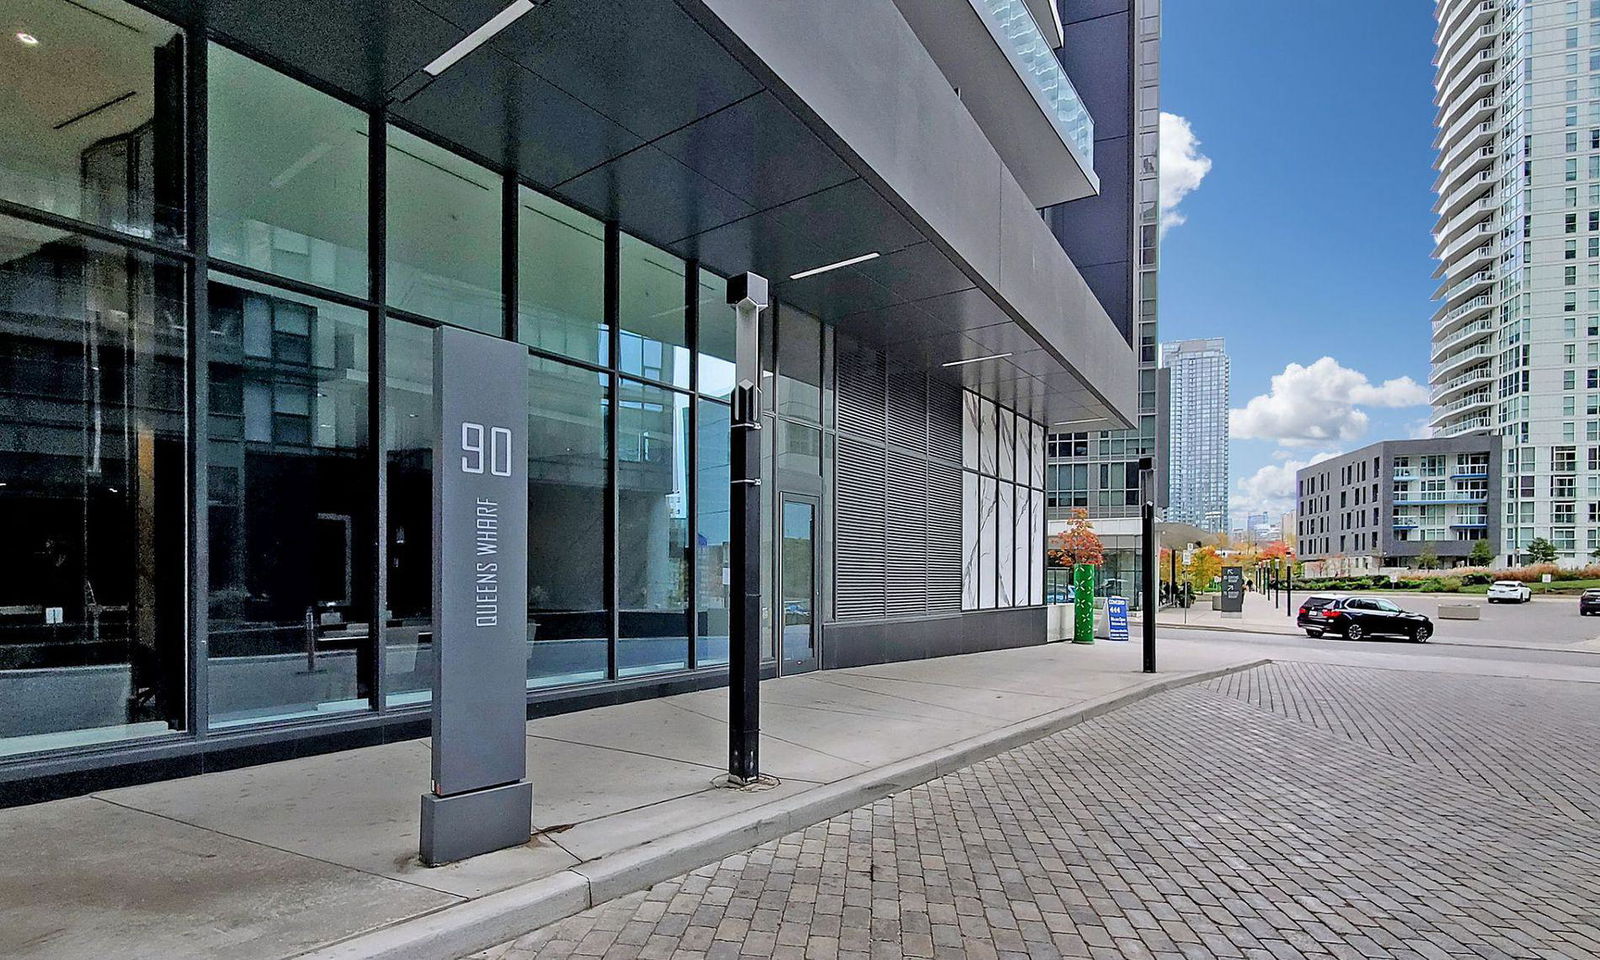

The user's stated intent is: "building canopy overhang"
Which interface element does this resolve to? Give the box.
[154,0,1135,426]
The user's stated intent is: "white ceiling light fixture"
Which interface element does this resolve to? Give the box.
[788,251,880,280]
[1051,417,1101,426]
[422,0,534,77]
[941,352,1012,368]
[16,32,40,46]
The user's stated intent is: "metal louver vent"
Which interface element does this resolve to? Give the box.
[886,364,927,454]
[834,437,886,620]
[927,381,962,465]
[835,342,886,440]
[926,461,963,612]
[886,450,927,616]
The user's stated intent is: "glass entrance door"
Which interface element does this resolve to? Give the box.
[779,497,819,674]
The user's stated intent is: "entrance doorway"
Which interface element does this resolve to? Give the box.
[778,496,819,674]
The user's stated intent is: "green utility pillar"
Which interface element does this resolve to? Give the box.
[1071,563,1097,644]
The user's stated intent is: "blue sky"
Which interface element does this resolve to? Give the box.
[1159,0,1442,527]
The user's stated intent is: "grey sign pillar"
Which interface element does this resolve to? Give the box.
[420,325,531,866]
[727,273,768,783]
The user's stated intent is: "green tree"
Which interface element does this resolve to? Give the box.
[1468,538,1494,567]
[1416,545,1439,571]
[1525,537,1559,565]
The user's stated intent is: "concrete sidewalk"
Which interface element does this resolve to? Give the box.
[1142,590,1600,653]
[0,640,1266,960]
[0,636,1267,960]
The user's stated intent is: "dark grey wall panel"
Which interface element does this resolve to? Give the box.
[821,607,1045,670]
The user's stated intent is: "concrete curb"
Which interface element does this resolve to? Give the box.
[295,658,1269,960]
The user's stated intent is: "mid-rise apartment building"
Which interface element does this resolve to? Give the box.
[1162,338,1230,533]
[1431,0,1600,562]
[1297,438,1502,572]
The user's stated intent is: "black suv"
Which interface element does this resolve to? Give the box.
[1580,588,1600,616]
[1296,595,1433,642]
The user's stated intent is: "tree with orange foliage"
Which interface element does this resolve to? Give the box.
[1258,540,1289,561]
[1048,507,1104,567]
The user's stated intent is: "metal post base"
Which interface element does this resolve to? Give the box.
[419,780,533,866]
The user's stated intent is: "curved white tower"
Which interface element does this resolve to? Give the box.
[1429,0,1592,564]
[1429,0,1500,442]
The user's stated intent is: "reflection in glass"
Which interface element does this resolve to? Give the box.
[780,501,816,665]
[206,274,371,726]
[777,420,821,475]
[208,44,368,297]
[386,126,501,333]
[0,216,187,756]
[519,187,606,366]
[617,379,690,676]
[696,269,734,400]
[618,235,689,387]
[776,306,822,423]
[384,318,434,704]
[527,354,609,688]
[696,402,731,666]
[0,0,185,242]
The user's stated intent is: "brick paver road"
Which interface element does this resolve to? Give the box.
[477,662,1600,960]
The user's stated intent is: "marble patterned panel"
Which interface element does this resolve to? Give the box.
[979,476,997,609]
[998,407,1014,481]
[1030,488,1045,606]
[1014,482,1031,606]
[997,482,1014,607]
[979,398,997,476]
[962,470,979,610]
[1030,420,1045,488]
[962,390,981,471]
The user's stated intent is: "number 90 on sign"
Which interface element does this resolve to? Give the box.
[461,422,512,476]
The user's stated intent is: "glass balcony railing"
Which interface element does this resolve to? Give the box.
[979,0,1095,163]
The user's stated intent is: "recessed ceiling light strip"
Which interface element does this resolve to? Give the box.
[788,251,880,280]
[423,0,535,77]
[941,353,1013,368]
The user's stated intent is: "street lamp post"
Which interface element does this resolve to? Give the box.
[1139,456,1156,674]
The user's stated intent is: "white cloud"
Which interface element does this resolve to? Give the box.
[1231,452,1339,521]
[1230,357,1429,448]
[1159,112,1212,234]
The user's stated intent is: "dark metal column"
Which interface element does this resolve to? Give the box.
[1139,457,1156,674]
[727,273,768,784]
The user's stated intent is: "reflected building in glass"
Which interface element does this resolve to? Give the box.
[0,0,1148,802]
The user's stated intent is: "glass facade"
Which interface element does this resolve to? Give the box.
[0,0,1078,781]
[0,3,764,763]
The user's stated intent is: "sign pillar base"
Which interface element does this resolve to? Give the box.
[420,781,533,866]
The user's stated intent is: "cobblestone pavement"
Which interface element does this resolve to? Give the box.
[475,662,1600,960]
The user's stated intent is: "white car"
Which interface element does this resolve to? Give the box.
[1485,580,1532,603]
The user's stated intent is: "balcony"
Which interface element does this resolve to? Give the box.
[1433,217,1494,264]
[1428,389,1492,425]
[1434,95,1496,155]
[1433,342,1494,379]
[892,0,1098,206]
[1433,143,1495,197]
[1434,60,1495,129]
[1436,414,1493,437]
[1431,290,1492,330]
[1435,0,1495,52]
[1433,268,1494,307]
[1436,40,1497,106]
[1434,165,1495,220]
[1431,315,1493,361]
[1430,364,1493,402]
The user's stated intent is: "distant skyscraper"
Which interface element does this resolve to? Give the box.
[1162,338,1230,533]
[1429,1,1569,563]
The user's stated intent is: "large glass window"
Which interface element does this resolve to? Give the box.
[207,45,368,297]
[526,354,609,688]
[776,306,822,423]
[616,379,690,676]
[697,269,734,400]
[205,274,371,726]
[0,0,185,242]
[618,234,689,387]
[386,126,501,334]
[696,401,731,666]
[0,215,187,756]
[518,187,605,365]
[384,318,434,705]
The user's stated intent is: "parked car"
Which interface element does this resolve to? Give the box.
[1296,595,1433,642]
[1486,580,1532,604]
[1581,588,1600,616]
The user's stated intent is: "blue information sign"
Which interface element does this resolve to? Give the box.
[1106,596,1130,641]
